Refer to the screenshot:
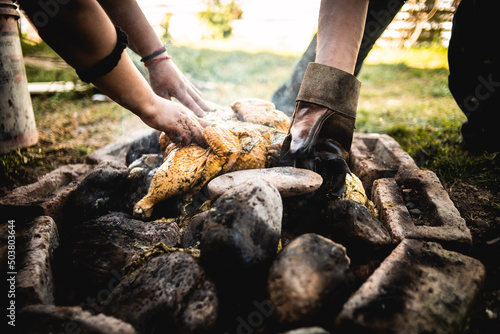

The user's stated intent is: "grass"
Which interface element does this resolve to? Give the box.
[1,39,498,195]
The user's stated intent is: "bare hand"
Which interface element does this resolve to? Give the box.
[141,96,211,147]
[147,58,212,117]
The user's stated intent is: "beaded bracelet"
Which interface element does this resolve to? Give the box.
[140,46,167,63]
[144,55,172,67]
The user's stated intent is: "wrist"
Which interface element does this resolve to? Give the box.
[144,55,172,68]
[140,46,167,63]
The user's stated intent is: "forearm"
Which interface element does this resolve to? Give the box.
[19,0,158,118]
[98,0,164,57]
[316,0,369,74]
[20,0,116,70]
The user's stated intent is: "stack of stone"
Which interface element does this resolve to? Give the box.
[0,129,485,334]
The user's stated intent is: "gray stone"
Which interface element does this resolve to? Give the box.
[327,200,392,249]
[103,252,218,334]
[372,173,472,250]
[207,167,323,200]
[66,159,170,223]
[350,133,419,198]
[180,279,219,333]
[201,179,282,274]
[181,210,209,249]
[268,233,353,327]
[16,216,59,308]
[18,305,136,334]
[336,239,486,333]
[125,131,162,166]
[86,129,159,165]
[127,153,163,173]
[0,164,93,224]
[55,212,180,305]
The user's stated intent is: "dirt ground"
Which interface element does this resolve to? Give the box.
[1,119,499,332]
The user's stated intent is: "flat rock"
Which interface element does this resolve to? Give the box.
[0,164,93,224]
[206,167,323,200]
[201,179,282,275]
[336,239,486,333]
[17,305,136,334]
[350,133,419,198]
[268,233,353,329]
[372,172,472,251]
[15,216,59,309]
[281,327,331,334]
[103,252,218,334]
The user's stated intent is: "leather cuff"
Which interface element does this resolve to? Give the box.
[296,62,361,120]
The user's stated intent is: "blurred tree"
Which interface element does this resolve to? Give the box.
[161,13,174,43]
[198,0,242,39]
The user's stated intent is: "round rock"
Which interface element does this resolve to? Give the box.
[207,167,323,200]
[268,233,353,327]
[201,178,282,275]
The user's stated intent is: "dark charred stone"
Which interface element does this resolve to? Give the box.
[199,179,282,330]
[180,280,219,334]
[200,179,282,278]
[281,192,330,237]
[336,239,486,333]
[53,212,180,305]
[268,233,353,331]
[125,130,162,165]
[64,159,173,224]
[17,305,136,334]
[0,164,93,226]
[15,216,59,309]
[325,200,392,258]
[87,129,160,165]
[181,210,209,249]
[103,252,218,334]
[63,161,130,223]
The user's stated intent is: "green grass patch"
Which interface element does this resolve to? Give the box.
[166,45,298,105]
[24,64,78,83]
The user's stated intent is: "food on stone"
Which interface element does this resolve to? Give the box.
[134,98,290,219]
[133,98,377,220]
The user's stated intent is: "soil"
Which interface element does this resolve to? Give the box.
[1,114,499,332]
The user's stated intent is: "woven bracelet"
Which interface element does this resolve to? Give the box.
[140,47,167,63]
[144,55,172,67]
[76,26,129,83]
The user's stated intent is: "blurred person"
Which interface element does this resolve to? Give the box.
[447,0,500,153]
[18,0,212,146]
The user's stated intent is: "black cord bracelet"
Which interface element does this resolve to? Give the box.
[140,46,167,63]
[76,26,129,83]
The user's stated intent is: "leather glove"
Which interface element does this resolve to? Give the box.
[280,63,361,198]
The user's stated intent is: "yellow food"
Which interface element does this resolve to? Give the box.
[133,99,290,219]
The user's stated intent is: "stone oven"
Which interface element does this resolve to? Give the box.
[1,124,484,333]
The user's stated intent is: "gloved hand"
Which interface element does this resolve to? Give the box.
[279,63,360,197]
